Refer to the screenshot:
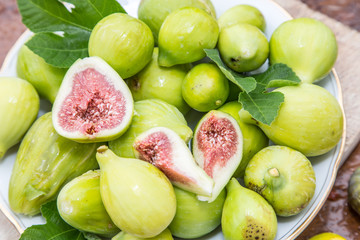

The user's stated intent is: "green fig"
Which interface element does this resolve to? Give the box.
[309,232,346,240]
[57,170,119,237]
[138,0,216,43]
[244,146,316,216]
[16,44,67,103]
[89,13,154,79]
[109,99,193,158]
[218,101,268,178]
[96,146,176,238]
[169,187,226,239]
[182,63,229,112]
[222,178,277,240]
[348,166,360,216]
[112,229,173,240]
[0,77,39,159]
[270,18,338,83]
[127,48,190,114]
[239,83,343,157]
[218,23,269,73]
[9,112,99,216]
[218,5,266,31]
[158,7,219,67]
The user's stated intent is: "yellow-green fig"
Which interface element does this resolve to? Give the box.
[218,4,266,31]
[0,77,39,159]
[158,7,219,67]
[89,13,154,79]
[57,170,119,237]
[9,112,99,216]
[309,232,346,240]
[270,18,338,83]
[16,44,67,103]
[218,23,269,72]
[96,146,176,238]
[239,83,343,157]
[222,178,277,240]
[112,229,173,240]
[138,0,216,43]
[348,166,360,216]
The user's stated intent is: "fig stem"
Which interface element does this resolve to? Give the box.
[268,168,280,177]
[97,145,109,154]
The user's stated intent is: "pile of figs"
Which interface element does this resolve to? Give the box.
[1,0,345,239]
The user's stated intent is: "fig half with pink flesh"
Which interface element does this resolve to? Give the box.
[52,56,134,143]
[133,127,214,196]
[193,110,243,202]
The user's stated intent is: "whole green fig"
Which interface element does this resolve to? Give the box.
[349,167,360,216]
[0,77,39,159]
[112,229,173,240]
[17,44,67,103]
[270,18,337,83]
[9,112,99,216]
[57,170,119,237]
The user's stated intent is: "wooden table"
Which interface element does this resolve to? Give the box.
[1,0,360,239]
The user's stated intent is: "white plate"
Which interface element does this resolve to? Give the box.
[0,0,346,239]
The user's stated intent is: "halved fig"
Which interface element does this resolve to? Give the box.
[193,110,243,202]
[52,56,134,143]
[133,127,213,196]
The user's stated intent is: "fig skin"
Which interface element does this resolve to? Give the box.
[89,13,154,79]
[218,4,266,32]
[308,232,346,240]
[244,145,316,216]
[169,187,226,239]
[239,83,344,157]
[112,229,173,240]
[109,99,193,158]
[348,166,360,216]
[138,0,216,44]
[158,7,219,67]
[16,44,67,103]
[0,77,39,159]
[9,112,99,216]
[270,18,338,83]
[96,146,176,238]
[222,178,277,240]
[218,101,268,178]
[57,170,119,237]
[127,48,190,115]
[182,63,229,112]
[218,23,269,73]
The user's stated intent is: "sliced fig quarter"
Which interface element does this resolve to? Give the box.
[133,127,214,196]
[52,56,134,143]
[193,110,243,202]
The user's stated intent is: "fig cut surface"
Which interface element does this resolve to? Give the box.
[52,56,134,143]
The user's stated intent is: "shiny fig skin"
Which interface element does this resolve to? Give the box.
[158,7,219,67]
[244,146,316,216]
[308,232,346,240]
[127,48,190,115]
[138,0,216,44]
[169,187,226,239]
[89,13,154,79]
[112,229,173,240]
[8,112,99,216]
[57,170,119,237]
[239,83,343,157]
[16,44,67,103]
[270,18,338,83]
[0,77,39,159]
[96,146,176,238]
[218,4,266,31]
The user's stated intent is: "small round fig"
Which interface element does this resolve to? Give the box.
[89,13,154,79]
[127,48,190,114]
[169,187,226,239]
[0,77,39,159]
[244,145,316,216]
[349,167,360,216]
[308,232,346,240]
[270,18,338,83]
[218,23,269,73]
[138,0,216,43]
[52,56,134,143]
[16,44,67,103]
[158,7,219,67]
[112,229,173,240]
[57,170,119,237]
[218,4,266,31]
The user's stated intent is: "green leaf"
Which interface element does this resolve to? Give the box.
[19,200,86,240]
[204,49,257,93]
[239,91,284,126]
